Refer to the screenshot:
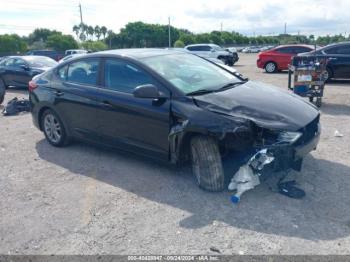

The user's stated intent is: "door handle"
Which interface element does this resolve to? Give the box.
[55,90,64,96]
[329,57,337,61]
[102,101,113,108]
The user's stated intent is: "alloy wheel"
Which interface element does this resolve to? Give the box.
[265,62,276,73]
[44,113,62,144]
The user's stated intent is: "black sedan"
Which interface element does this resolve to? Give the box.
[0,56,57,90]
[298,42,350,81]
[29,49,320,192]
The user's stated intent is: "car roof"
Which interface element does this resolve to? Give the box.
[95,48,187,59]
[2,56,56,63]
[275,44,315,49]
[185,43,219,47]
[324,41,350,47]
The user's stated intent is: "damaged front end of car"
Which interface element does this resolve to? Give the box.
[168,93,321,200]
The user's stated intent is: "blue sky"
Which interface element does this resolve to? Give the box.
[0,0,349,37]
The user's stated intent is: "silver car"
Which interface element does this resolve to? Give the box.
[185,44,236,66]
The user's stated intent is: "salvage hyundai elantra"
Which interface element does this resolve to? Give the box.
[29,49,320,192]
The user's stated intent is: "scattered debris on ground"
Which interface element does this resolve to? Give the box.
[228,149,274,203]
[2,97,30,116]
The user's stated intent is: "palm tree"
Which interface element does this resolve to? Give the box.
[87,26,94,40]
[79,23,88,41]
[100,26,107,40]
[72,25,80,40]
[94,25,101,40]
[107,30,114,48]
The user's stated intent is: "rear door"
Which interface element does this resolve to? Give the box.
[274,47,295,69]
[51,58,101,141]
[96,58,171,159]
[188,45,211,58]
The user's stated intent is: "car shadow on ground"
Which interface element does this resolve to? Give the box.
[36,139,350,241]
[321,102,350,116]
[327,79,350,86]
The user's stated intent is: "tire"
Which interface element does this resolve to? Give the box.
[264,62,277,73]
[324,67,333,82]
[41,109,69,147]
[316,97,322,108]
[190,136,225,192]
[0,78,5,104]
[218,56,227,65]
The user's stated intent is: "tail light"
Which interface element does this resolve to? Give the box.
[28,81,38,92]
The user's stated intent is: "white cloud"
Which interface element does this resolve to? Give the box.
[0,0,349,36]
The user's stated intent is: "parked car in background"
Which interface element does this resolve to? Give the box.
[226,47,239,64]
[257,45,315,73]
[26,50,65,61]
[29,49,320,192]
[297,42,350,81]
[185,44,238,65]
[242,46,261,53]
[65,49,88,56]
[0,56,57,89]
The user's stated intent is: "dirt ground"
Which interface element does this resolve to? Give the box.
[0,53,350,255]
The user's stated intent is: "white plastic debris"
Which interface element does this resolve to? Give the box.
[334,130,344,137]
[229,149,274,203]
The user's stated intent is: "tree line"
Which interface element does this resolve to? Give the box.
[0,21,349,53]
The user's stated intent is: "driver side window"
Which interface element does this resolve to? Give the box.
[103,59,156,93]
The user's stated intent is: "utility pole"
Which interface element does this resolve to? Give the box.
[79,3,83,25]
[220,22,223,32]
[284,22,287,34]
[168,17,171,47]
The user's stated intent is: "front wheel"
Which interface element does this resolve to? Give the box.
[264,62,277,73]
[190,136,225,192]
[41,109,69,147]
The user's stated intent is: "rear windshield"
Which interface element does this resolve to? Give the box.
[26,56,58,67]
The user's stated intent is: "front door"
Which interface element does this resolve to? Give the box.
[1,58,32,87]
[96,58,171,159]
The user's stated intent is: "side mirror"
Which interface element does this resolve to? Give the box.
[210,49,215,52]
[133,84,160,99]
[20,64,29,71]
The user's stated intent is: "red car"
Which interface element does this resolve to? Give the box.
[257,45,315,73]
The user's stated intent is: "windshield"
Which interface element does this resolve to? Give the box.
[142,53,240,94]
[26,56,58,67]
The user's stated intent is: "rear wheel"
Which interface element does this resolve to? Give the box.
[41,109,69,147]
[324,67,333,82]
[0,78,5,104]
[264,62,277,73]
[190,136,225,192]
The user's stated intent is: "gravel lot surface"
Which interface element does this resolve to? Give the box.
[0,53,350,255]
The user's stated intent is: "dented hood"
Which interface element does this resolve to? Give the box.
[193,81,319,131]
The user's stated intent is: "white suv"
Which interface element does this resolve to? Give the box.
[185,44,238,66]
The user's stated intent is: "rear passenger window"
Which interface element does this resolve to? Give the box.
[67,59,99,85]
[202,46,212,51]
[335,46,350,55]
[104,59,155,93]
[276,47,294,54]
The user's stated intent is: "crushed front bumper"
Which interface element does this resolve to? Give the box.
[261,124,321,172]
